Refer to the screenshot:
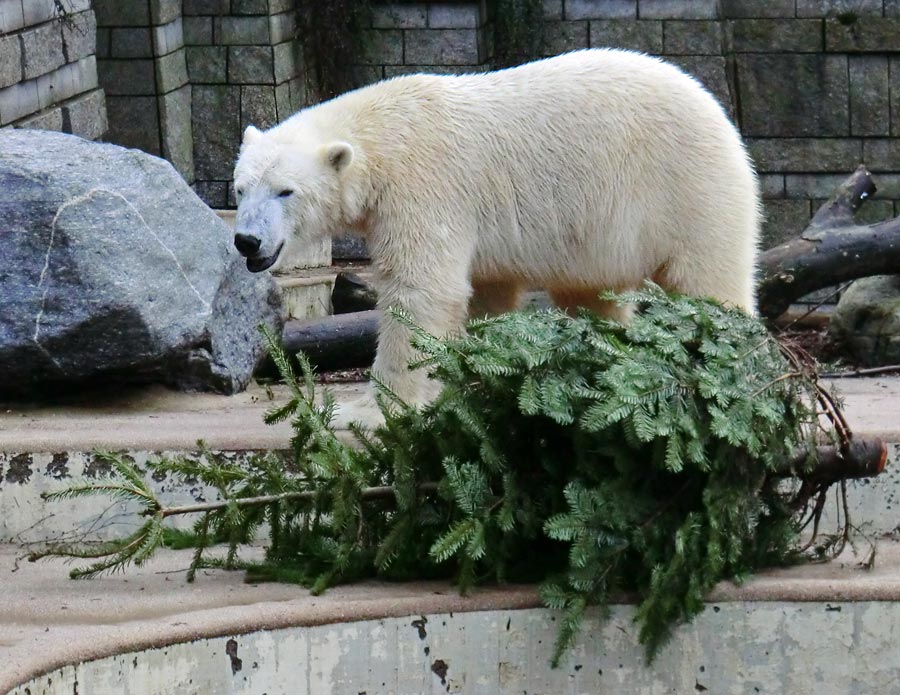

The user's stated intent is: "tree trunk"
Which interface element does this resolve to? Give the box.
[757,166,900,319]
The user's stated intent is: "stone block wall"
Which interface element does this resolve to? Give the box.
[359,1,493,80]
[0,0,106,139]
[94,0,194,181]
[358,0,900,249]
[182,0,306,209]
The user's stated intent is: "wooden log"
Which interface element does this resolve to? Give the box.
[757,166,900,319]
[276,310,379,372]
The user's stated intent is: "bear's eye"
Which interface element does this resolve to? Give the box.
[235,187,244,198]
[278,189,294,198]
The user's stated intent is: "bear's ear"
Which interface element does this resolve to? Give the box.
[242,125,263,147]
[321,142,354,173]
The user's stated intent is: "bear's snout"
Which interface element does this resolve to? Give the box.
[234,233,261,257]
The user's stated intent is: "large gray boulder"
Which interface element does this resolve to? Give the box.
[829,276,900,367]
[0,129,283,398]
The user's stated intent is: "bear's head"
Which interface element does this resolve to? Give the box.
[231,124,355,273]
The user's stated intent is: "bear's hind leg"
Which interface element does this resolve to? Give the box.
[548,288,634,324]
[655,252,757,315]
[469,280,523,319]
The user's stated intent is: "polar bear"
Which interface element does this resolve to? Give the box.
[232,49,760,407]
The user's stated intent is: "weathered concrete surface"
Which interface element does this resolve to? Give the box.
[0,383,364,454]
[5,541,900,694]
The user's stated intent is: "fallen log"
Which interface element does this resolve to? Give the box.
[757,166,900,319]
[272,310,379,372]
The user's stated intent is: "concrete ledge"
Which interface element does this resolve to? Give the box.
[3,378,898,454]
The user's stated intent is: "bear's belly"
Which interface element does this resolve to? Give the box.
[469,225,653,290]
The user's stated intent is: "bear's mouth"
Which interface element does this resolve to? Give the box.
[246,242,284,273]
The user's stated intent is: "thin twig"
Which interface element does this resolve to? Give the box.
[157,483,441,519]
[821,364,900,379]
[751,371,803,397]
[774,281,854,335]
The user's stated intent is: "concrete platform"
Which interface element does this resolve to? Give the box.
[1,376,900,692]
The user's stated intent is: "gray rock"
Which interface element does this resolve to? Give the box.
[829,276,900,367]
[0,128,283,398]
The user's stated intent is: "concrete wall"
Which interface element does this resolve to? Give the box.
[12,602,900,694]
[0,0,106,139]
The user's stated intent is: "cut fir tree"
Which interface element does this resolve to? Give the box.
[33,286,885,665]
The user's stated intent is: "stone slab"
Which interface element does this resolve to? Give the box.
[192,85,240,180]
[404,28,480,65]
[850,55,890,137]
[543,20,589,54]
[227,45,274,84]
[0,34,22,90]
[589,19,662,53]
[104,94,161,154]
[748,138,863,173]
[727,18,824,52]
[186,45,227,83]
[826,16,900,52]
[0,0,26,34]
[638,0,718,19]
[797,0,883,16]
[159,84,195,179]
[722,0,796,17]
[663,20,723,55]
[428,2,480,28]
[155,47,189,94]
[92,0,151,27]
[20,21,66,81]
[737,54,849,137]
[372,3,427,28]
[565,0,636,19]
[98,58,157,96]
[61,10,97,63]
[14,105,64,131]
[761,198,812,248]
[216,15,269,45]
[110,27,153,59]
[61,87,108,140]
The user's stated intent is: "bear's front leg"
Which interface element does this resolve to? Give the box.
[371,280,470,406]
[330,281,469,430]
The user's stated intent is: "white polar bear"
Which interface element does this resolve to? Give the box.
[232,49,760,407]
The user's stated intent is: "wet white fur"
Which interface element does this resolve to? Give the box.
[233,49,761,406]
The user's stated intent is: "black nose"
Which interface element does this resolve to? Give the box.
[234,233,261,256]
